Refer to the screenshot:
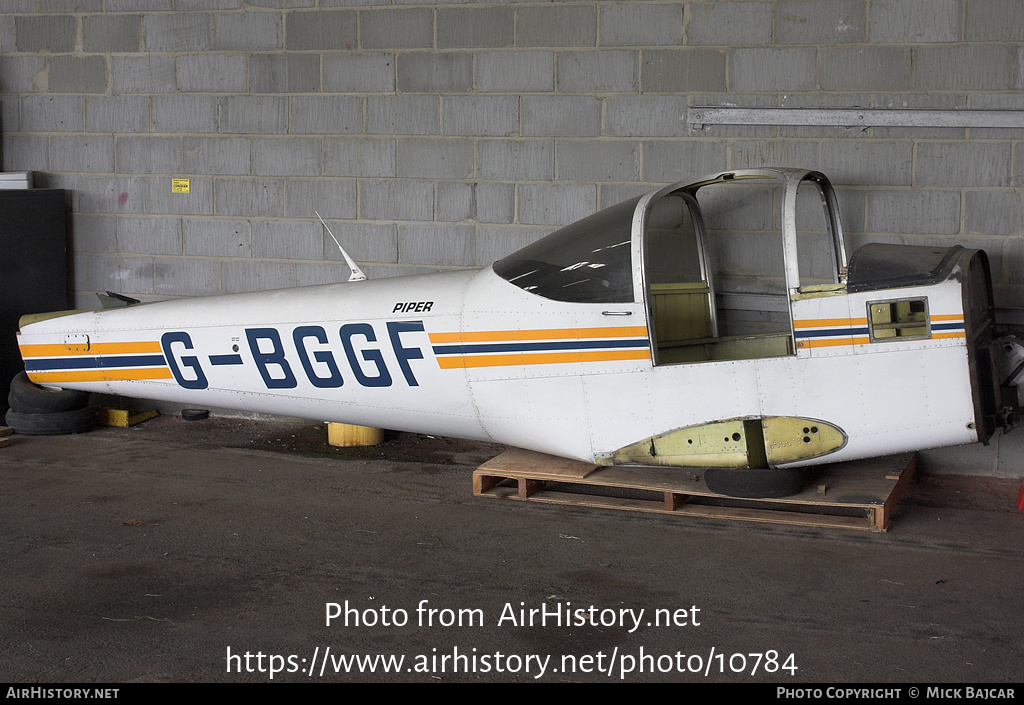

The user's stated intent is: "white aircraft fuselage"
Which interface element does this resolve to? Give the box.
[15,169,1011,478]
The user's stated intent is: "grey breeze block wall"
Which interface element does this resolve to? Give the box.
[1,0,1023,313]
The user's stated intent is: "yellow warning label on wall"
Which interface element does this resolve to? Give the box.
[171,178,190,194]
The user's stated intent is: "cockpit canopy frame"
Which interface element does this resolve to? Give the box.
[494,168,848,309]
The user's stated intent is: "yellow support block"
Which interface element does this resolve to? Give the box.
[328,422,384,447]
[97,408,159,428]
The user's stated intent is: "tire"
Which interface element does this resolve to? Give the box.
[7,390,82,415]
[5,407,97,436]
[8,371,90,414]
[181,408,209,421]
[703,466,805,499]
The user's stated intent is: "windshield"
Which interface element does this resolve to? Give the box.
[493,196,638,303]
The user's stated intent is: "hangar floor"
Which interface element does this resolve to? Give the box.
[1,415,1021,683]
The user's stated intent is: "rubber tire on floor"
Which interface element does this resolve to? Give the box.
[7,390,84,415]
[181,408,209,421]
[703,466,805,499]
[5,407,97,436]
[8,371,90,414]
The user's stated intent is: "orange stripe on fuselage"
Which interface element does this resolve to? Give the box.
[27,368,174,384]
[19,341,164,358]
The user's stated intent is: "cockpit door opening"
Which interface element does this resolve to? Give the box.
[641,171,848,366]
[642,175,789,365]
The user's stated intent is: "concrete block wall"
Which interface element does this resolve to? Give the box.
[0,0,1021,317]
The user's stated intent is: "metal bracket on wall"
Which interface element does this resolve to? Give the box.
[687,107,1024,130]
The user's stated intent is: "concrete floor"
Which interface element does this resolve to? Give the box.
[1,414,1022,683]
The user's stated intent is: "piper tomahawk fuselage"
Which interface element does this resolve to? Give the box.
[16,169,1018,495]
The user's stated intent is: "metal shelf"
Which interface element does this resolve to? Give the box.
[688,107,1024,130]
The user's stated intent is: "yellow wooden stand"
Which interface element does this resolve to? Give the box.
[97,408,159,428]
[327,422,384,447]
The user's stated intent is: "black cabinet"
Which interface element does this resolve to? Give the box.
[0,189,69,413]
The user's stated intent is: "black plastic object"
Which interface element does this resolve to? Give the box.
[703,466,805,499]
[847,243,963,293]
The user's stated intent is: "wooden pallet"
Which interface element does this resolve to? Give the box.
[474,449,917,532]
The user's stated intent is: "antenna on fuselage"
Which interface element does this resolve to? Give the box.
[316,211,367,282]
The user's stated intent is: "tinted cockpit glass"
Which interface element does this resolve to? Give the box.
[493,196,638,303]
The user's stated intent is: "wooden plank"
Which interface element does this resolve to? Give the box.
[878,453,917,531]
[520,489,873,531]
[474,450,916,532]
[478,447,600,481]
[518,478,545,500]
[473,472,502,495]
